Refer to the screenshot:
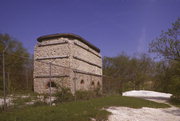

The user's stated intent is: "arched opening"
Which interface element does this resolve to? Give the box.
[47,81,57,88]
[97,82,100,86]
[91,81,95,86]
[80,79,84,84]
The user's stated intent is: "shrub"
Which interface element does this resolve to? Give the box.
[33,101,47,106]
[13,97,32,106]
[170,95,180,105]
[54,86,103,103]
[75,89,102,100]
[54,88,74,103]
[94,88,103,97]
[75,90,94,100]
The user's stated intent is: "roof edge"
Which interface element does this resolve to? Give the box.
[37,33,100,53]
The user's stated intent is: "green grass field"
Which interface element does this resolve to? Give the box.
[0,95,170,121]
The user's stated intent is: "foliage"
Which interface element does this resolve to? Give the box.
[0,33,33,92]
[167,61,180,96]
[149,18,180,61]
[0,95,169,121]
[33,101,47,106]
[75,89,102,100]
[54,86,102,103]
[170,95,180,107]
[13,97,32,106]
[103,53,155,92]
[0,90,3,97]
[149,18,180,103]
[152,61,169,92]
[54,87,74,103]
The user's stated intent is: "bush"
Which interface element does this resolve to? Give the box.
[13,97,32,106]
[94,88,103,97]
[54,87,103,103]
[75,90,95,100]
[170,95,180,105]
[54,88,74,103]
[75,89,102,100]
[33,101,47,106]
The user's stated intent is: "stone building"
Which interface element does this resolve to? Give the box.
[33,33,102,94]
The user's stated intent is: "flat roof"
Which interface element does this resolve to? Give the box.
[37,33,100,53]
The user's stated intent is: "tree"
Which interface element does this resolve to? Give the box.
[149,18,180,61]
[149,18,180,102]
[0,33,33,92]
[103,53,155,92]
[167,61,180,96]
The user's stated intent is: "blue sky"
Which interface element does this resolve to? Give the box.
[0,0,180,57]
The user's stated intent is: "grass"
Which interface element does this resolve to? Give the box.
[171,103,180,107]
[0,95,170,121]
[0,90,3,97]
[169,96,180,107]
[10,90,39,96]
[13,97,33,106]
[169,101,180,107]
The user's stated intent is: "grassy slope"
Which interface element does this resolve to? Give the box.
[0,95,170,121]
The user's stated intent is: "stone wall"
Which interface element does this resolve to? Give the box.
[34,37,71,93]
[34,77,70,94]
[74,73,102,91]
[73,40,102,74]
[34,34,102,94]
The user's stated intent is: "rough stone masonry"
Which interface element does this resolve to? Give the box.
[33,33,102,94]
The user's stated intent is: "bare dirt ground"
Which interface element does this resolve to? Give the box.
[107,90,180,121]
